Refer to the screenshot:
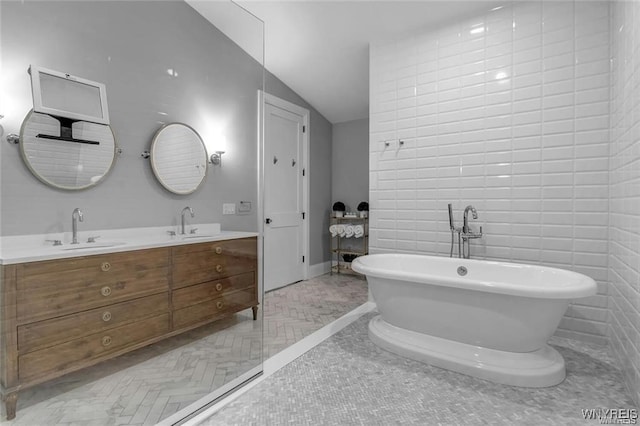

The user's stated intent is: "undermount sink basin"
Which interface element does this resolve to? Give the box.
[181,234,215,240]
[61,242,126,250]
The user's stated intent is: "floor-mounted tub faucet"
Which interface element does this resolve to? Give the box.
[181,206,194,235]
[463,205,477,234]
[461,205,482,259]
[71,208,84,244]
[448,204,483,259]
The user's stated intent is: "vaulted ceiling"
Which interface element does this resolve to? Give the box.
[187,1,500,124]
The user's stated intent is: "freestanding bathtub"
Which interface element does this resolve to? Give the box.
[351,253,597,387]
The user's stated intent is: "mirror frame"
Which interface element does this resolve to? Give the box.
[149,122,208,195]
[19,109,117,191]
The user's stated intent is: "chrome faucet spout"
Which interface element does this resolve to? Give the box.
[181,206,195,235]
[71,208,84,244]
[462,205,477,234]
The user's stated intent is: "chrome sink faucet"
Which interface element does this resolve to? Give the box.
[181,206,194,235]
[71,208,84,244]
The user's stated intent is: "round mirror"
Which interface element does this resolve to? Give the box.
[19,110,117,190]
[149,123,208,195]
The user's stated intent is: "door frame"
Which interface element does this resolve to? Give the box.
[257,90,310,288]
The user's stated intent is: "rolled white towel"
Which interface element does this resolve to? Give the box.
[337,224,346,237]
[345,224,355,238]
[353,224,364,238]
[329,224,338,238]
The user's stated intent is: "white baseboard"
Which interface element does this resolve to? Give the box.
[309,261,331,278]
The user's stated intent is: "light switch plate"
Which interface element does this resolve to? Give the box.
[223,203,236,215]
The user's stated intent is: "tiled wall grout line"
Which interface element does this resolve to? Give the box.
[369,1,611,345]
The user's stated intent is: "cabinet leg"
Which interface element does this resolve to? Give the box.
[4,392,17,420]
[252,306,258,321]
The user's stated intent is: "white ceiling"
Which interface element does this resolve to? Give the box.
[187,1,501,124]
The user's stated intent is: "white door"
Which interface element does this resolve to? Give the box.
[263,100,306,291]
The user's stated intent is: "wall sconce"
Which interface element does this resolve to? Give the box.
[6,133,19,145]
[210,150,225,166]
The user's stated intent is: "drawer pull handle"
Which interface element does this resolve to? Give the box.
[102,311,112,322]
[216,301,224,310]
[101,262,111,272]
[216,264,223,273]
[215,246,223,255]
[101,286,112,297]
[102,336,112,346]
[215,283,223,291]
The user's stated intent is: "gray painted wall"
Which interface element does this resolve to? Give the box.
[0,0,333,266]
[264,74,333,265]
[331,118,369,212]
[1,1,263,236]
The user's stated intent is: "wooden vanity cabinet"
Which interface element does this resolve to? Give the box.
[171,237,258,328]
[0,236,258,420]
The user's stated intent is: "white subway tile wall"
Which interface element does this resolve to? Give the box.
[610,0,640,405]
[369,2,610,344]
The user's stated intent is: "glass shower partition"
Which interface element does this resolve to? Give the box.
[0,0,264,424]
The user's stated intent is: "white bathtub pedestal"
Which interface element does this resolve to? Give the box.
[369,315,566,388]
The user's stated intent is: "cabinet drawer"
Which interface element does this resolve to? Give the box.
[16,248,170,323]
[172,238,257,289]
[18,248,170,278]
[173,288,257,329]
[172,272,255,310]
[171,237,257,257]
[19,313,169,382]
[18,293,169,354]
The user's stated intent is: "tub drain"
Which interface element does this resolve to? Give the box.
[457,266,468,276]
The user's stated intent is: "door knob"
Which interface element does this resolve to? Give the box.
[265,218,272,224]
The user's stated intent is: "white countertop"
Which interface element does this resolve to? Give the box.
[0,224,258,265]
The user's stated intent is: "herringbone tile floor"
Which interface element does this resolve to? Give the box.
[262,273,368,358]
[4,273,367,426]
